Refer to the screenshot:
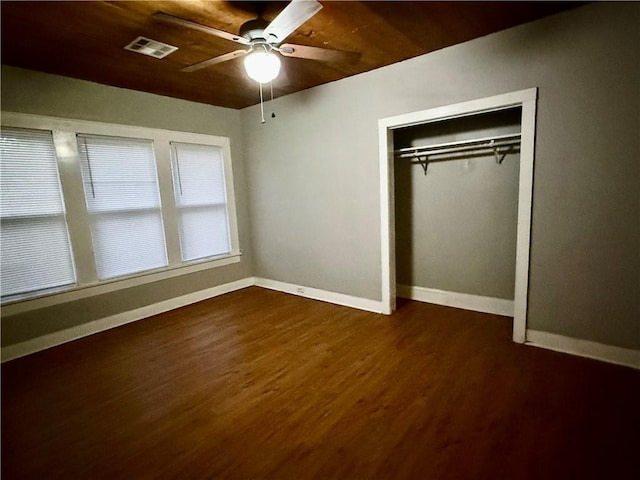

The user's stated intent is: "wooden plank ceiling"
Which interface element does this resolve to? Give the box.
[1,1,580,109]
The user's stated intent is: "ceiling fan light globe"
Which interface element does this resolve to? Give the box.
[243,51,281,84]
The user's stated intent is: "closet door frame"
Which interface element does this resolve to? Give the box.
[378,88,537,344]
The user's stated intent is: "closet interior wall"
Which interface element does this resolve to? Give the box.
[394,108,522,303]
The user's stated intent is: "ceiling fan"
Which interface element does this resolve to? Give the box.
[153,0,360,84]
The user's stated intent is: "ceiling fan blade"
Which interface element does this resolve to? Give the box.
[153,12,250,46]
[263,0,322,44]
[279,43,361,64]
[181,50,248,73]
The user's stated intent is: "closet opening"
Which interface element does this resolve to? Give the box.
[378,89,537,343]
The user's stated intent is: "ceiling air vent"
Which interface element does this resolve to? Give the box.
[124,36,178,59]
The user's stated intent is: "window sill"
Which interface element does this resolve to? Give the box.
[1,252,242,316]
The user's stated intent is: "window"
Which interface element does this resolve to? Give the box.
[0,127,76,300]
[170,142,231,262]
[0,112,240,306]
[77,135,168,280]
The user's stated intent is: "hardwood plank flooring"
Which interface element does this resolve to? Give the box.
[2,287,638,479]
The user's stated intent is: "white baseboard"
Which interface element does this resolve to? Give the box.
[397,284,514,317]
[5,276,636,372]
[526,329,640,370]
[254,277,385,314]
[1,277,255,363]
[2,277,383,362]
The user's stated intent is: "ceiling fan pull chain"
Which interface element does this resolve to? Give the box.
[259,82,266,124]
[270,81,276,119]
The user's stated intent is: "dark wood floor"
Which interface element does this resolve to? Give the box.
[2,287,639,479]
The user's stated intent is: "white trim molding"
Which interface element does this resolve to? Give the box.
[1,111,242,310]
[5,274,636,371]
[378,88,538,343]
[397,285,514,317]
[1,277,255,363]
[2,254,242,316]
[526,330,640,370]
[254,278,385,314]
[1,277,386,362]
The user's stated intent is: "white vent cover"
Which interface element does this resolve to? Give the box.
[124,36,178,59]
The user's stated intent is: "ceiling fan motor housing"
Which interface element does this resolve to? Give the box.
[239,18,273,43]
[153,0,357,76]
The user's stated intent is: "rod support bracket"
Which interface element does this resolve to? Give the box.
[493,145,511,165]
[419,155,429,175]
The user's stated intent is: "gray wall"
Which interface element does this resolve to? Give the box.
[242,3,639,349]
[394,109,521,299]
[2,3,638,352]
[1,66,254,346]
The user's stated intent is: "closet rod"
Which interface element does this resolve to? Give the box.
[394,133,521,159]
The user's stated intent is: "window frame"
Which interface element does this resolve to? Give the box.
[77,134,169,280]
[0,112,241,311]
[0,127,77,299]
[169,141,233,263]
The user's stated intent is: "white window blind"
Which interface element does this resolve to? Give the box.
[0,127,76,299]
[77,134,167,280]
[170,142,231,262]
